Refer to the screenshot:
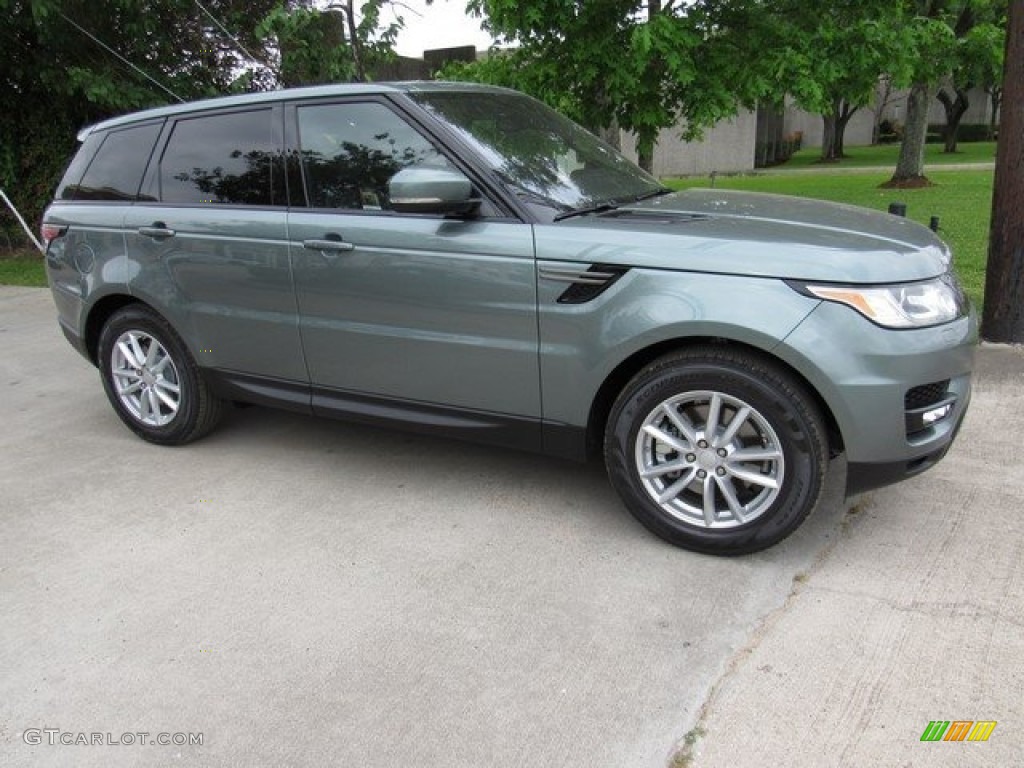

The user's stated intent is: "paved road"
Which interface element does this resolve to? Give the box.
[689,342,1024,768]
[0,286,1020,767]
[756,161,995,176]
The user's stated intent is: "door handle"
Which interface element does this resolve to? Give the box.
[302,238,355,253]
[137,223,176,239]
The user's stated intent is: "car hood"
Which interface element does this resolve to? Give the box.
[536,188,952,283]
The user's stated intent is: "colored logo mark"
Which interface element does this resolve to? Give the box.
[920,720,997,742]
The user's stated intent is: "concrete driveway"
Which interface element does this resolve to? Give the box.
[0,286,1020,767]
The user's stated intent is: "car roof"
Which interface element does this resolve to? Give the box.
[78,80,516,140]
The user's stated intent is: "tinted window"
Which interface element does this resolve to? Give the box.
[60,123,161,201]
[160,110,275,206]
[296,102,446,210]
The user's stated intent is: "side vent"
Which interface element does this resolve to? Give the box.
[540,264,630,304]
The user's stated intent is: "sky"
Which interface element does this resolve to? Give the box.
[389,0,497,58]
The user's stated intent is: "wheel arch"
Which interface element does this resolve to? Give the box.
[84,294,148,365]
[585,336,845,460]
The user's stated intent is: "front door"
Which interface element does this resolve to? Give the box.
[286,99,541,426]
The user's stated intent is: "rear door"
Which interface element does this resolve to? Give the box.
[123,105,308,386]
[44,122,164,331]
[285,98,540,428]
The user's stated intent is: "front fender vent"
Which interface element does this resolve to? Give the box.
[540,264,630,304]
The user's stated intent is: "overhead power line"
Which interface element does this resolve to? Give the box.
[193,0,273,71]
[59,12,185,103]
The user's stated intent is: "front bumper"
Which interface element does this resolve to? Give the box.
[845,377,970,495]
[776,301,977,497]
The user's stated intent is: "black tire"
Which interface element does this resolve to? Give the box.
[604,346,828,555]
[97,304,222,445]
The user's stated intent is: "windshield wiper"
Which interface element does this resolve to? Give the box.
[633,187,673,202]
[553,202,620,222]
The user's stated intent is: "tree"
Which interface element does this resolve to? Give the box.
[0,0,281,244]
[871,76,898,145]
[0,0,409,237]
[760,2,905,162]
[448,0,772,173]
[982,0,1023,342]
[935,2,1005,153]
[256,1,404,85]
[885,1,958,187]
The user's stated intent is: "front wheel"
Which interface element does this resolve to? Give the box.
[604,347,828,555]
[97,305,222,445]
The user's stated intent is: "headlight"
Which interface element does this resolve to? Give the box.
[791,274,967,329]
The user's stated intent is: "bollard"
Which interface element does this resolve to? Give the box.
[888,202,907,217]
[929,216,940,232]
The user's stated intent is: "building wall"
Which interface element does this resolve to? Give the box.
[782,102,877,148]
[783,84,996,149]
[619,110,758,177]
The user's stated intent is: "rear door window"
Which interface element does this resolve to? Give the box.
[159,109,277,206]
[59,122,162,201]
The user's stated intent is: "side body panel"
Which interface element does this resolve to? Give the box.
[123,205,306,383]
[43,205,131,355]
[288,213,541,417]
[535,259,821,428]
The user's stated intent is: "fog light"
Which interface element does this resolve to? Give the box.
[922,403,953,425]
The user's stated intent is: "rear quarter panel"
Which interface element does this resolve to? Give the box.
[43,203,132,354]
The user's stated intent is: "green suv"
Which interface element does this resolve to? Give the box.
[42,82,975,554]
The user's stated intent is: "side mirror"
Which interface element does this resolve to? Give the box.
[388,167,479,215]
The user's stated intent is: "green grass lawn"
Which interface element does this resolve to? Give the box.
[0,251,47,287]
[777,141,996,170]
[665,169,991,310]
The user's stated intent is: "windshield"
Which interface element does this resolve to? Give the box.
[411,89,663,215]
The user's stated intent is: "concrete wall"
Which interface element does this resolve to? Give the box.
[619,109,758,177]
[786,84,996,149]
[783,101,877,148]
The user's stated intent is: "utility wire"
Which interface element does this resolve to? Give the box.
[193,0,272,70]
[59,12,185,103]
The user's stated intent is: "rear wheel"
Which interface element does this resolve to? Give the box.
[97,305,222,445]
[604,347,828,555]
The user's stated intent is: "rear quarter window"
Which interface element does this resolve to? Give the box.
[58,122,162,201]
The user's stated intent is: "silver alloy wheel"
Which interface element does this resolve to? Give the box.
[634,390,785,529]
[110,330,182,427]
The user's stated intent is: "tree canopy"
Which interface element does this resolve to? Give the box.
[0,0,413,240]
[445,0,773,171]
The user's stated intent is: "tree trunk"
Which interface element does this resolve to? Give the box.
[820,113,838,162]
[635,0,662,174]
[342,0,366,82]
[872,77,894,145]
[588,84,621,150]
[885,82,931,186]
[834,100,857,158]
[596,121,621,151]
[988,86,1002,139]
[936,87,970,153]
[637,133,655,174]
[982,0,1024,342]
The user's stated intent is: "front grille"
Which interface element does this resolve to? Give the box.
[905,380,950,411]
